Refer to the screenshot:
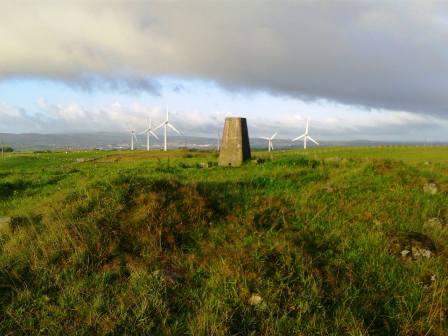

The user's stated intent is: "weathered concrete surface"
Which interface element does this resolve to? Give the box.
[218,117,251,166]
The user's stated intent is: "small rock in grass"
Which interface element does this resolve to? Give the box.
[248,294,262,306]
[198,162,209,168]
[412,247,431,258]
[393,231,437,261]
[423,183,438,194]
[401,248,432,259]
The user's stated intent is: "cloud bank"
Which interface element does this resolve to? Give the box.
[1,1,448,117]
[2,99,447,142]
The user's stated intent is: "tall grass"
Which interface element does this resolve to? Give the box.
[0,147,447,335]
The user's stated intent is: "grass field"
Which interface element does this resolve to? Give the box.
[0,147,447,335]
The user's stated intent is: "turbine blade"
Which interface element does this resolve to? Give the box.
[150,131,159,139]
[271,132,278,139]
[308,136,319,145]
[138,129,149,135]
[260,137,270,140]
[153,123,164,131]
[292,134,306,142]
[167,123,181,135]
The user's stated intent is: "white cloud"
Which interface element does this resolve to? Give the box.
[32,99,226,134]
[2,98,447,142]
[0,102,24,118]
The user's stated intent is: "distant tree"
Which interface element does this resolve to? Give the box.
[2,146,14,152]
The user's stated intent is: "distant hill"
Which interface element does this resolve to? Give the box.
[0,132,446,150]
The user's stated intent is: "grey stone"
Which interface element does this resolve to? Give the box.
[218,117,251,167]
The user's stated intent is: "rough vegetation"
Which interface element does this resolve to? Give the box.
[0,147,447,335]
[1,146,14,153]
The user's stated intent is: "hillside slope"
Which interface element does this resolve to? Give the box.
[0,147,447,335]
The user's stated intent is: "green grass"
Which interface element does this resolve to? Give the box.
[0,147,447,335]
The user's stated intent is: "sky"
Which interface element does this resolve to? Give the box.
[1,1,448,141]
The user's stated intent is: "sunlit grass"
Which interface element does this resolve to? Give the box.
[0,147,447,335]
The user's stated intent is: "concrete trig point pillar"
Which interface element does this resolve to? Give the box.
[218,117,251,166]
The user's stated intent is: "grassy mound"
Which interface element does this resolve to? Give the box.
[0,148,447,335]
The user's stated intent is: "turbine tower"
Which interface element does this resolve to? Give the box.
[129,129,138,151]
[154,107,181,151]
[139,118,159,151]
[292,119,319,149]
[261,132,277,152]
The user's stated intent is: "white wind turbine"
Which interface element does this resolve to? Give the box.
[139,118,159,151]
[154,107,181,151]
[261,132,278,152]
[292,118,319,149]
[129,129,138,151]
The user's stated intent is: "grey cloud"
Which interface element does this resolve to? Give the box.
[60,75,161,95]
[1,1,448,115]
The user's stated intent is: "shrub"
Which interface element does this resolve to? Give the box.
[2,146,14,152]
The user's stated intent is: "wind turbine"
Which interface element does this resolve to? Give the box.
[139,118,159,151]
[261,132,278,152]
[292,118,319,149]
[154,107,181,151]
[129,129,138,151]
